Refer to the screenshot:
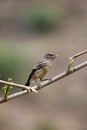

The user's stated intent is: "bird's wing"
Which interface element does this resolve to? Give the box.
[25,61,46,86]
[34,61,46,70]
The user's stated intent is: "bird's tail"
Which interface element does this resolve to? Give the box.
[22,69,36,90]
[25,80,30,86]
[22,81,30,91]
[22,76,31,91]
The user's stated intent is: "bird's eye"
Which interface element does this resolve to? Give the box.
[45,53,54,59]
[48,54,53,57]
[49,54,53,56]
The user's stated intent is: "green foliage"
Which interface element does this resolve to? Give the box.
[3,78,13,96]
[68,59,74,72]
[0,48,22,81]
[22,7,64,32]
[0,45,33,88]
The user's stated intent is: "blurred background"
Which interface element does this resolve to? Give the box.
[0,0,87,130]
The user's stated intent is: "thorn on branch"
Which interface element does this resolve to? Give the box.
[26,87,38,93]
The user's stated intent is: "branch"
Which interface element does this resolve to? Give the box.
[0,50,87,103]
[70,50,87,60]
[67,50,87,72]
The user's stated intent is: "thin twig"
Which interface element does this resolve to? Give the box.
[70,50,87,60]
[67,50,87,72]
[0,80,37,93]
[4,86,9,100]
[0,60,87,103]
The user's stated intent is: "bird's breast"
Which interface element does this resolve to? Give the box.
[33,65,51,79]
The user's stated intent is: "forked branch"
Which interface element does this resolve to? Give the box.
[0,50,87,103]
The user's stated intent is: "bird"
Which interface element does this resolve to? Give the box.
[24,53,58,89]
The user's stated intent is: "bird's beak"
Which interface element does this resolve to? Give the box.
[55,55,59,58]
[52,54,59,59]
[55,54,59,58]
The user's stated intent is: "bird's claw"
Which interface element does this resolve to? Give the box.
[37,83,41,90]
[27,87,37,93]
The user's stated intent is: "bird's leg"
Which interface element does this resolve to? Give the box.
[40,78,52,81]
[35,79,41,90]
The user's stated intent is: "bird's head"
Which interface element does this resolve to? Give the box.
[44,53,59,61]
